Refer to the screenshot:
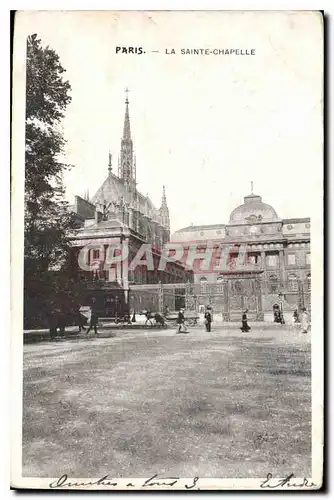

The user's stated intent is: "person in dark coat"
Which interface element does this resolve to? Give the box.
[241,309,251,332]
[86,298,99,336]
[48,306,58,340]
[57,309,66,336]
[204,307,212,332]
[77,310,87,332]
[145,310,154,326]
[293,309,300,324]
[176,309,188,333]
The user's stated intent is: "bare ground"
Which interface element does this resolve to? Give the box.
[22,325,311,478]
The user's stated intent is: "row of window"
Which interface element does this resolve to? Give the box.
[268,274,311,292]
[199,274,311,293]
[90,249,310,267]
[264,253,311,267]
[197,253,310,268]
[199,276,225,293]
[287,253,311,266]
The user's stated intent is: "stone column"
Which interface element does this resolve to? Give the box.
[256,279,264,321]
[261,251,266,269]
[128,208,134,229]
[261,251,267,293]
[108,267,116,282]
[158,281,164,312]
[223,281,230,322]
[279,249,285,285]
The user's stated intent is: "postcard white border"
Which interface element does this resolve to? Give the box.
[9,6,326,492]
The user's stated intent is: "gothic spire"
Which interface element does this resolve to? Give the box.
[108,151,112,175]
[119,88,135,184]
[160,185,170,230]
[161,185,167,206]
[118,155,121,177]
[123,87,131,139]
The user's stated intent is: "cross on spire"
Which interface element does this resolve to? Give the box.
[125,86,130,104]
[251,181,254,194]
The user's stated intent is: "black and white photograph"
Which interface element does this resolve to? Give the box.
[11,10,323,490]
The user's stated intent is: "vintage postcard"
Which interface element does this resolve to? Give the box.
[11,10,324,490]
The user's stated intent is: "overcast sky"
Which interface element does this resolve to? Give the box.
[19,11,323,232]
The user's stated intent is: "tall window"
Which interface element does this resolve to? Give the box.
[200,277,208,294]
[266,254,277,267]
[92,249,100,259]
[248,254,259,265]
[288,274,298,292]
[216,276,224,293]
[269,274,278,293]
[229,254,237,269]
[306,253,311,265]
[288,254,296,266]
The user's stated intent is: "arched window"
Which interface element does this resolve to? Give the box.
[269,274,278,293]
[307,274,311,292]
[217,276,224,293]
[200,277,208,294]
[288,274,298,292]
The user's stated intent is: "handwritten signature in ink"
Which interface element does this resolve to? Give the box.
[260,473,317,489]
[49,473,200,490]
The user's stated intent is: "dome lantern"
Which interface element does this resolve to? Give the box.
[229,192,279,224]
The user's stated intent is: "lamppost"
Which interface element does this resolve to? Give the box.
[278,291,285,325]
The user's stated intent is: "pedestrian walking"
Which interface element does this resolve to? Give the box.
[293,308,300,324]
[300,308,309,334]
[176,308,188,334]
[204,306,212,332]
[145,310,154,326]
[48,305,58,340]
[240,309,251,332]
[86,298,99,337]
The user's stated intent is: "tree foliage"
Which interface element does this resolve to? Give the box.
[24,34,79,327]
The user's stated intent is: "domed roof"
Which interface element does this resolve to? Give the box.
[229,193,279,224]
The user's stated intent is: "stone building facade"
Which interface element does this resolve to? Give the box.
[68,92,190,312]
[171,191,311,318]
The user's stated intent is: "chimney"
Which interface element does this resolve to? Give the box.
[95,209,103,223]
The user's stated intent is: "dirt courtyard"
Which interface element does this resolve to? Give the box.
[22,325,311,479]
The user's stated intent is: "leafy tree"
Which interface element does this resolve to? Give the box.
[24,34,79,327]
